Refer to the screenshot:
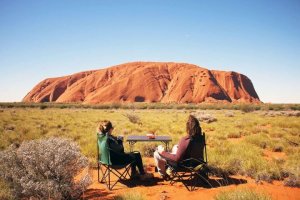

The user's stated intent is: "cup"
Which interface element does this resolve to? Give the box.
[146,133,155,139]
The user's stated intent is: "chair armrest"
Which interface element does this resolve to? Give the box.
[179,158,207,168]
[181,158,206,164]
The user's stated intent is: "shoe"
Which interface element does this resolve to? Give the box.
[130,171,139,180]
[166,167,174,177]
[159,173,170,181]
[140,173,154,181]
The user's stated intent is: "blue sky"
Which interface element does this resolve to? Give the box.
[0,0,299,103]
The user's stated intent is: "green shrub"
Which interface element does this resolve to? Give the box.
[39,105,47,110]
[208,142,281,179]
[284,151,300,187]
[245,134,270,149]
[240,104,256,113]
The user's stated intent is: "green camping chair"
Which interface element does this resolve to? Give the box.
[166,132,212,191]
[97,133,134,190]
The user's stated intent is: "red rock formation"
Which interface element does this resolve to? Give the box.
[23,62,260,104]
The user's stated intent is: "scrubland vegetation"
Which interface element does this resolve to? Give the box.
[1,102,300,111]
[214,188,272,200]
[0,103,299,199]
[0,137,91,200]
[114,192,145,200]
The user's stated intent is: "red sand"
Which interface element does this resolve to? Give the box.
[82,158,300,200]
[263,150,287,161]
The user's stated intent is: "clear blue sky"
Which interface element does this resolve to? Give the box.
[0,0,299,103]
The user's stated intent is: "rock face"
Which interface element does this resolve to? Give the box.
[23,62,260,104]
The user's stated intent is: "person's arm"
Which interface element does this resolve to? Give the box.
[160,137,190,162]
[108,135,124,154]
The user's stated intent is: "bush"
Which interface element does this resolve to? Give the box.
[283,152,300,187]
[284,174,300,187]
[0,137,91,200]
[39,105,47,110]
[215,188,272,200]
[124,112,142,125]
[141,143,157,157]
[272,145,283,152]
[225,111,234,117]
[192,111,217,123]
[227,132,241,139]
[240,104,256,113]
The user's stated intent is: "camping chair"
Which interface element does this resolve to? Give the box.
[166,132,211,191]
[97,133,134,190]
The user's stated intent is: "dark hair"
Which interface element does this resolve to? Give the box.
[186,115,202,138]
[97,120,113,134]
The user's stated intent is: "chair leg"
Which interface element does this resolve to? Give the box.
[99,163,133,190]
[99,164,108,183]
[108,166,111,190]
[98,162,100,183]
[169,171,192,191]
[108,165,132,190]
[181,172,192,191]
[195,172,213,188]
[98,162,107,183]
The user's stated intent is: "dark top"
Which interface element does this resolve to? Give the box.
[107,134,124,154]
[99,132,130,165]
[160,135,204,162]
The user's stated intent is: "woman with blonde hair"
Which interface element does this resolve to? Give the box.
[97,120,152,180]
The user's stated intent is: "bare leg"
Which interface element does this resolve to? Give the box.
[154,150,167,175]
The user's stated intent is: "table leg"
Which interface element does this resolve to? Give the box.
[128,141,136,152]
[161,141,170,152]
[166,142,169,152]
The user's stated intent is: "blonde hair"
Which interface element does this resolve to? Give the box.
[97,120,113,133]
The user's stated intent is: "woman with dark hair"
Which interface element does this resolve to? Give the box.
[97,120,153,180]
[153,115,204,178]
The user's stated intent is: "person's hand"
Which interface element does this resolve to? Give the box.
[157,145,165,154]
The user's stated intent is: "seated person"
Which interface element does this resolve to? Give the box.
[154,115,204,178]
[97,120,153,180]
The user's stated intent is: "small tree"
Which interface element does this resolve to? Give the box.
[124,112,142,125]
[0,137,91,200]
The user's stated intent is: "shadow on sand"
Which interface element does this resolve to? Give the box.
[119,176,163,187]
[82,188,113,200]
[181,176,247,189]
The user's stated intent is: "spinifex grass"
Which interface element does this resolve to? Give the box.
[0,107,299,186]
[215,188,272,200]
[114,192,145,200]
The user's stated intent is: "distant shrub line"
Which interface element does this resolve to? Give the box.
[1,102,299,111]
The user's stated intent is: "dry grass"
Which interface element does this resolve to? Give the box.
[215,188,272,200]
[0,106,299,192]
[114,192,145,200]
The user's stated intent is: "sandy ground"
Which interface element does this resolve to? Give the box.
[81,158,300,200]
